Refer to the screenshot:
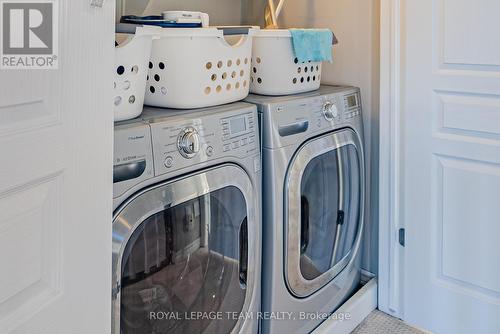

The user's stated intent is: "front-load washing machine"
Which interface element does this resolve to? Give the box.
[245,85,365,334]
[112,102,261,334]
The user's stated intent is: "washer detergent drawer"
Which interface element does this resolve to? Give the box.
[112,165,257,334]
[113,122,154,199]
[284,129,365,298]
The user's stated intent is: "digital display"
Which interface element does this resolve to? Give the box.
[230,117,247,134]
[347,95,357,108]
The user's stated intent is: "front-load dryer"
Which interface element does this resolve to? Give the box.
[112,102,261,334]
[245,85,365,334]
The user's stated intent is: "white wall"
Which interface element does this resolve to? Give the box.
[243,0,380,273]
[117,0,243,25]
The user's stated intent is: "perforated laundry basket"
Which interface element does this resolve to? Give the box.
[250,29,322,96]
[137,27,256,109]
[114,31,152,121]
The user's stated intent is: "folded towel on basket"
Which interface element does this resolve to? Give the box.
[289,29,336,63]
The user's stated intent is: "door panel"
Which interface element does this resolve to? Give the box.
[112,165,257,334]
[285,129,364,297]
[0,0,114,333]
[120,187,247,334]
[441,0,500,67]
[401,0,500,332]
[437,156,500,294]
[299,144,360,280]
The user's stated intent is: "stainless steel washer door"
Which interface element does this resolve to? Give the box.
[112,165,257,334]
[285,128,365,298]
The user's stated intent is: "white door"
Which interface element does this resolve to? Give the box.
[0,0,114,333]
[399,0,500,333]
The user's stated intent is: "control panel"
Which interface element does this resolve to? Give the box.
[343,92,361,119]
[284,90,361,135]
[249,86,362,149]
[113,104,259,205]
[221,112,257,153]
[148,107,259,177]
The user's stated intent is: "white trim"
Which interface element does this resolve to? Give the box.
[378,0,404,319]
[312,277,378,334]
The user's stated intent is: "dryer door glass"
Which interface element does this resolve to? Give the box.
[285,129,363,297]
[118,185,249,334]
[299,144,360,280]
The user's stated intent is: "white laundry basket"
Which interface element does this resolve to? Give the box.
[137,27,256,109]
[250,29,322,96]
[114,31,152,122]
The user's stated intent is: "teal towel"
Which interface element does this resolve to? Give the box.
[289,29,333,63]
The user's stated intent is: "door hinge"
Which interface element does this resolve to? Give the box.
[398,228,405,247]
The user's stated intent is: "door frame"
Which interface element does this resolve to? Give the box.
[378,0,405,319]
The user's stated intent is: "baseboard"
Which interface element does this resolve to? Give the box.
[312,275,378,334]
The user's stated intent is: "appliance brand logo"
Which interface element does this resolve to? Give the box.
[1,0,58,69]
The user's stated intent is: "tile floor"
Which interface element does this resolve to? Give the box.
[351,310,426,334]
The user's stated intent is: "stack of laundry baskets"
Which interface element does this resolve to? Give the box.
[113,13,336,121]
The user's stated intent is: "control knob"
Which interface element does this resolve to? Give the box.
[323,101,338,121]
[177,127,200,158]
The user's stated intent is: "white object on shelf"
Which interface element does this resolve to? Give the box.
[138,26,257,109]
[114,30,152,121]
[250,29,322,96]
[162,11,210,27]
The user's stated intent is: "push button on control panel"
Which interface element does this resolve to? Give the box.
[345,109,361,119]
[164,156,174,168]
[206,146,214,157]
